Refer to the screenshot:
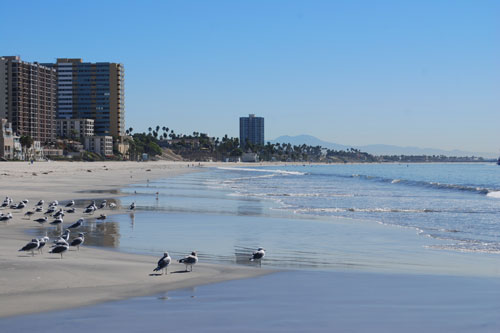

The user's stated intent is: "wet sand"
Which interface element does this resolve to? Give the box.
[0,161,272,318]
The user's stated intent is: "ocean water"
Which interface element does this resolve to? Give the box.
[114,163,500,256]
[208,163,500,254]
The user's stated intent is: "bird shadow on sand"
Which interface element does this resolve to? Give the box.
[149,273,164,276]
[171,270,191,274]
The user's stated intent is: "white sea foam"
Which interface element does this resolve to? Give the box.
[486,191,500,198]
[294,207,436,214]
[217,167,306,176]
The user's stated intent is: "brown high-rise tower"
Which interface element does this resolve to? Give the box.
[0,56,57,144]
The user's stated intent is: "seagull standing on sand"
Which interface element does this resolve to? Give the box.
[129,202,136,211]
[36,199,44,206]
[83,204,96,214]
[66,207,76,213]
[61,229,70,242]
[65,200,75,208]
[99,200,107,209]
[53,229,70,245]
[37,235,49,254]
[49,244,69,259]
[50,216,63,226]
[109,203,117,209]
[178,251,198,272]
[153,252,171,275]
[0,213,13,221]
[250,247,266,266]
[44,206,56,215]
[68,218,84,229]
[34,216,48,224]
[2,197,12,207]
[53,209,64,218]
[70,233,85,251]
[15,201,26,209]
[19,239,39,256]
[24,209,36,219]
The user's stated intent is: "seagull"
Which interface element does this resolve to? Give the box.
[2,196,11,207]
[36,199,44,206]
[37,235,49,254]
[61,229,71,242]
[70,233,85,251]
[0,213,13,221]
[153,252,171,275]
[24,209,36,219]
[19,239,39,256]
[34,216,48,224]
[85,201,96,209]
[178,251,198,272]
[49,200,58,207]
[99,200,107,209]
[83,205,96,214]
[35,206,43,212]
[250,247,266,265]
[49,244,69,258]
[65,200,75,208]
[50,217,63,225]
[96,214,106,220]
[53,209,64,218]
[22,199,29,204]
[53,212,65,219]
[109,203,117,209]
[44,206,56,215]
[53,230,70,245]
[129,202,136,211]
[68,218,84,229]
[66,207,76,213]
[15,201,26,209]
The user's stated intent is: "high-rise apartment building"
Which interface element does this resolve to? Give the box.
[0,56,57,144]
[239,114,264,148]
[43,58,125,138]
[56,118,94,139]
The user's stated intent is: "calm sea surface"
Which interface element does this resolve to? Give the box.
[117,163,500,253]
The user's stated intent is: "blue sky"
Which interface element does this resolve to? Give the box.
[2,0,499,153]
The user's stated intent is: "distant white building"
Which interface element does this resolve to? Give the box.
[241,152,259,162]
[57,118,94,139]
[84,136,113,157]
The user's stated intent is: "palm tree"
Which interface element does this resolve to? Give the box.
[20,135,34,161]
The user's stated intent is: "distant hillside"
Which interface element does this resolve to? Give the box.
[270,135,495,158]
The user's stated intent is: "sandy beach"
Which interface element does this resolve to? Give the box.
[0,161,271,318]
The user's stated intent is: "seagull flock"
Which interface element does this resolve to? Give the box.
[4,196,267,273]
[0,196,118,259]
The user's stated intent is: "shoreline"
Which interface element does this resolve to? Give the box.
[0,161,275,318]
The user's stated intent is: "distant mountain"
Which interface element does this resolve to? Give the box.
[270,135,495,158]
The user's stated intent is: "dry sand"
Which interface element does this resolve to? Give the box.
[0,161,272,318]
